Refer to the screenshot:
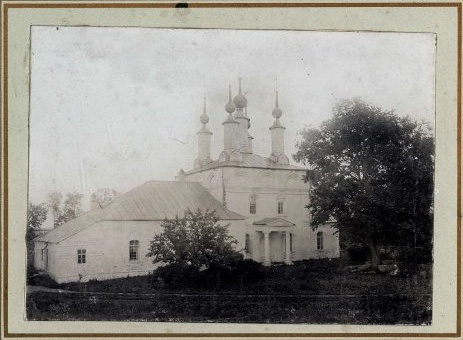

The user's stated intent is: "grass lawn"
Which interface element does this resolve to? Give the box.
[26,259,432,324]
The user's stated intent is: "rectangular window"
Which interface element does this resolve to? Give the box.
[317,232,324,250]
[277,201,284,215]
[129,240,139,261]
[77,249,86,264]
[250,202,256,214]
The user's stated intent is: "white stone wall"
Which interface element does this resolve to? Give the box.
[39,219,245,284]
[184,166,340,263]
[33,241,47,270]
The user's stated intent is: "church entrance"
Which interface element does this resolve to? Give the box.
[252,218,295,266]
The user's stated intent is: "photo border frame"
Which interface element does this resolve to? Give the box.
[1,1,461,339]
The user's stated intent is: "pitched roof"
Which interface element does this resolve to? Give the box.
[252,218,295,227]
[185,153,305,175]
[35,181,244,243]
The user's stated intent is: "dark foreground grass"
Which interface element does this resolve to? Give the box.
[26,290,431,324]
[27,259,432,324]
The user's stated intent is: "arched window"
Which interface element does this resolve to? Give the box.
[316,232,324,250]
[249,195,257,215]
[129,240,139,261]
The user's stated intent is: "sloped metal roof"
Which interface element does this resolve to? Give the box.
[35,181,244,244]
[185,153,305,175]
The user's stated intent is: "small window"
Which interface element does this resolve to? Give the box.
[277,201,284,215]
[249,196,256,215]
[77,249,86,264]
[129,240,139,261]
[245,234,251,253]
[317,232,324,250]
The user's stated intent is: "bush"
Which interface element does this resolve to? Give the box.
[152,259,266,291]
[27,266,59,288]
[152,263,199,290]
[347,245,370,264]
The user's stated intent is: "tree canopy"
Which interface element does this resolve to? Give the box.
[294,99,434,267]
[46,191,84,227]
[91,188,120,208]
[146,209,241,270]
[27,202,48,241]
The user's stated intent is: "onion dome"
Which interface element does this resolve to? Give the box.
[225,85,236,114]
[272,90,283,119]
[233,77,247,109]
[200,96,209,124]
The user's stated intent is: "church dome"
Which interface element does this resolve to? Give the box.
[200,112,209,124]
[233,93,247,109]
[233,77,247,109]
[225,84,237,114]
[272,107,282,119]
[272,90,283,119]
[225,101,236,114]
[200,96,209,124]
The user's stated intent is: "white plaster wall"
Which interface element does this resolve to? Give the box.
[184,165,340,263]
[50,221,161,283]
[33,241,47,270]
[45,219,245,283]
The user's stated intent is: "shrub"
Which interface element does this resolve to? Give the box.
[347,245,370,264]
[152,263,199,290]
[152,259,266,291]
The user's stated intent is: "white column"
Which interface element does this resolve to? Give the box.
[285,231,292,265]
[263,231,271,266]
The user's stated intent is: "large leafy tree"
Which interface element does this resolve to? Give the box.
[90,188,119,208]
[27,202,48,240]
[46,191,63,228]
[47,191,84,227]
[56,192,84,226]
[294,99,434,267]
[147,209,241,270]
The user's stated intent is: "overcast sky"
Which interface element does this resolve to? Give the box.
[29,26,435,208]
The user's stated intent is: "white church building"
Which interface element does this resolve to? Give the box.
[33,80,340,283]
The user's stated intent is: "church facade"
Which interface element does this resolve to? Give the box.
[33,80,339,283]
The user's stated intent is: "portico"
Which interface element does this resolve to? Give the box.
[252,218,295,266]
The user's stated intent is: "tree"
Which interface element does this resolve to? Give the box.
[47,191,84,227]
[56,192,84,226]
[146,209,241,270]
[90,188,119,208]
[46,191,63,228]
[294,99,434,268]
[27,202,48,240]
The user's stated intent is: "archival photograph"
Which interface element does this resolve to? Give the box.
[26,27,435,324]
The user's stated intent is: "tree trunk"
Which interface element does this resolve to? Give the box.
[368,242,380,270]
